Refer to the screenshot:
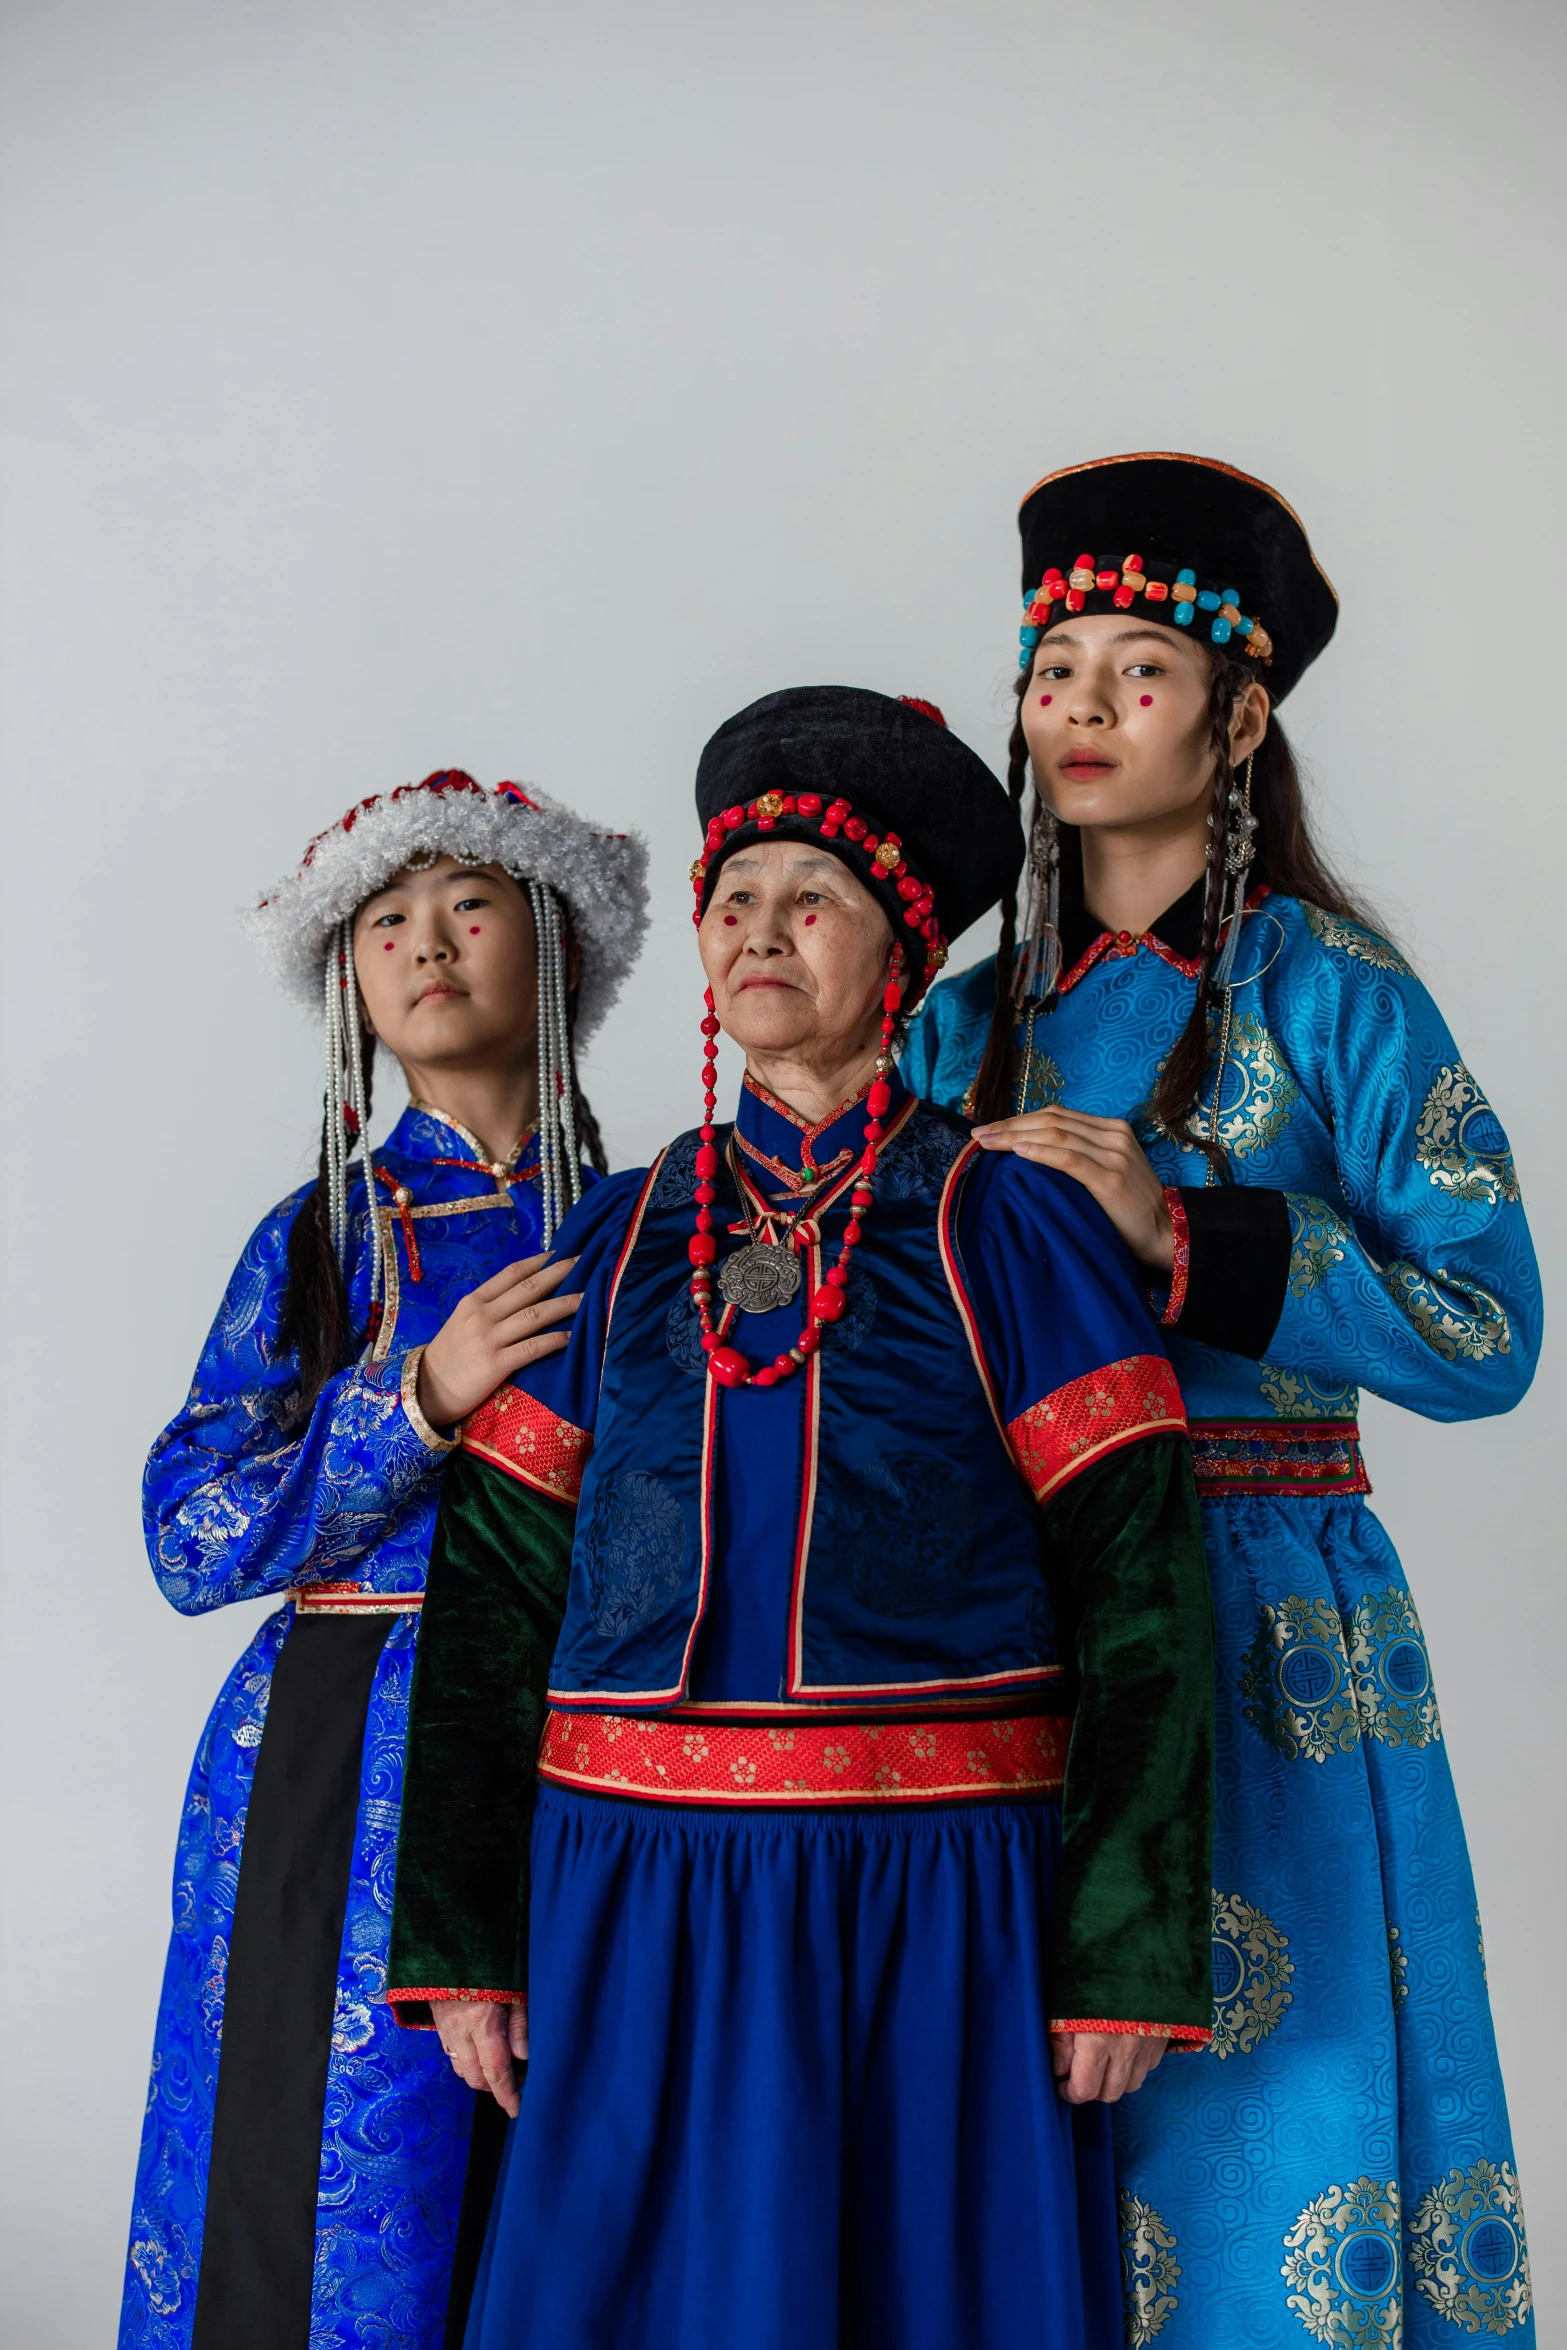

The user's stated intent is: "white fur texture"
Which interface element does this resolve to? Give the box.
[247,778,650,1043]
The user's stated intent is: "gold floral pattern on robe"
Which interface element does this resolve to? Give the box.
[1413,1063,1521,1206]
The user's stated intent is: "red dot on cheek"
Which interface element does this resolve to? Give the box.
[1038,694,1053,706]
[383,941,394,952]
[805,914,817,926]
[1139,694,1154,707]
[469,926,481,934]
[723,915,738,927]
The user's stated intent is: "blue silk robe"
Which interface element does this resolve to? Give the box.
[121,1106,587,2350]
[903,884,1542,2349]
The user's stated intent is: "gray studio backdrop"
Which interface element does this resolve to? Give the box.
[2,1,1561,2338]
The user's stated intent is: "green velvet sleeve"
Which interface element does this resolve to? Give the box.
[387,1452,575,2027]
[1041,1432,1215,2038]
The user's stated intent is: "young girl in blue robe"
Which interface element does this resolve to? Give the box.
[388,690,1219,2350]
[119,772,646,2350]
[902,456,1542,2346]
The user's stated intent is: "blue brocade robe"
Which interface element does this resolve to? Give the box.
[121,1105,590,2350]
[902,883,1542,2349]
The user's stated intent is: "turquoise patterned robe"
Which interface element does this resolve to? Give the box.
[902,884,1541,2349]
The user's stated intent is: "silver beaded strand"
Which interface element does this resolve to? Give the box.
[340,921,383,1311]
[525,879,583,1249]
[323,935,348,1264]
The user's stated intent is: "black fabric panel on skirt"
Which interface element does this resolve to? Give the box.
[444,2093,513,2347]
[192,1611,394,2350]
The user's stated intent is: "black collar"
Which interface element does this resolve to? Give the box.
[1057,870,1209,974]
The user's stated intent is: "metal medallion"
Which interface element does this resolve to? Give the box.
[718,1240,801,1314]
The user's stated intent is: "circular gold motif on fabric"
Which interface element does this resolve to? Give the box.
[1240,1597,1359,1764]
[1119,2192,1180,2344]
[1283,2176,1402,2345]
[1408,2160,1532,2336]
[1210,1890,1295,2058]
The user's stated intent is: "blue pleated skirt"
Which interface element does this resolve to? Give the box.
[466,1785,1120,2350]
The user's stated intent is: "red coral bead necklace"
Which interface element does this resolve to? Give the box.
[689,960,904,1389]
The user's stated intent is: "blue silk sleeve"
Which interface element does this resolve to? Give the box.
[899,957,997,1112]
[1256,911,1541,1420]
[143,1187,448,1615]
[464,1168,651,1464]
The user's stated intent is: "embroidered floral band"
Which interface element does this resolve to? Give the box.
[1189,1420,1370,1496]
[536,1708,1071,1807]
[1007,1355,1187,1505]
[293,1581,424,1615]
[691,791,949,987]
[462,1385,593,1505]
[1018,553,1273,668]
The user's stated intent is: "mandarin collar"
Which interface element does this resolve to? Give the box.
[735,1067,909,1200]
[1057,870,1209,977]
[383,1102,540,1172]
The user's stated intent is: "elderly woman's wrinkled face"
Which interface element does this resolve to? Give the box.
[698,840,896,1065]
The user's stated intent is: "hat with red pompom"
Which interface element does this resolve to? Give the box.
[691,687,1022,1003]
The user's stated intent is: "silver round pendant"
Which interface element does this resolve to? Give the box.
[718,1241,801,1314]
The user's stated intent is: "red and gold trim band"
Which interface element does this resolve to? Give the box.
[462,1384,592,1505]
[1160,1189,1191,1328]
[1007,1355,1187,1505]
[293,1582,424,1615]
[1050,2016,1213,2047]
[1189,1419,1370,1496]
[537,1707,1070,1808]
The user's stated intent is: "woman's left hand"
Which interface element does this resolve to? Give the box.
[970,1108,1175,1275]
[1050,2029,1169,2103]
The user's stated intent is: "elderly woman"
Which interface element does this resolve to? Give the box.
[387,694,1216,2350]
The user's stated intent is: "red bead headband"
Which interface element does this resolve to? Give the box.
[689,789,949,989]
[1019,553,1274,669]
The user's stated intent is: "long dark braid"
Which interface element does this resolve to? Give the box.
[1143,655,1248,1180]
[277,1049,375,1421]
[969,643,1389,1153]
[966,724,1029,1123]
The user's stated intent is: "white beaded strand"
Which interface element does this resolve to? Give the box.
[340,922,383,1312]
[323,937,348,1264]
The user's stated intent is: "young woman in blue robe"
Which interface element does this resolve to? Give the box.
[119,773,647,2350]
[901,456,1542,2346]
[387,690,1219,2350]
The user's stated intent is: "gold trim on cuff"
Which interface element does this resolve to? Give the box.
[400,1345,457,1454]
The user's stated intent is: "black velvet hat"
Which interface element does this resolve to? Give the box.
[1017,452,1338,703]
[692,686,1024,999]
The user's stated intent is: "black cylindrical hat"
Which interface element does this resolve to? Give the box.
[1017,452,1338,702]
[692,686,1023,997]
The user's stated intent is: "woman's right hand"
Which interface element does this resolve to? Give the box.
[416,1252,580,1430]
[432,1996,530,2116]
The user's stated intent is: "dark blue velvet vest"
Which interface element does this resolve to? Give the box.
[546,1107,1063,1709]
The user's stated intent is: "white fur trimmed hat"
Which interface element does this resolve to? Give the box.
[248,769,649,1043]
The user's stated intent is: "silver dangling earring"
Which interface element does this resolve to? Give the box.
[1012,792,1061,1006]
[1210,751,1257,993]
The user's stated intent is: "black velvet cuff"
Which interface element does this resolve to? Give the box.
[1167,1185,1291,1359]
